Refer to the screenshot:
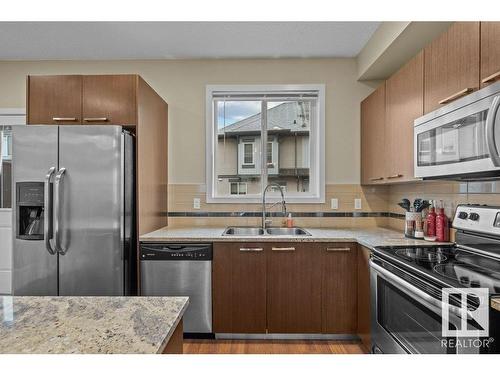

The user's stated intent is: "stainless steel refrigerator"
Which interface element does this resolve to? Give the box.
[12,125,136,296]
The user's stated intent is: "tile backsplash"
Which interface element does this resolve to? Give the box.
[166,181,500,229]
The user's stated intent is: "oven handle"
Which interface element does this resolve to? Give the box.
[486,95,500,167]
[370,260,467,321]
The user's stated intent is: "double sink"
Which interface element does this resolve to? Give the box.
[222,227,311,236]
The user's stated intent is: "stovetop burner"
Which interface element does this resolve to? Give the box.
[374,245,500,294]
[395,248,448,263]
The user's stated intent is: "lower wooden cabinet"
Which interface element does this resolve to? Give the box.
[321,243,358,334]
[357,245,372,349]
[267,243,322,333]
[213,242,267,333]
[213,241,361,335]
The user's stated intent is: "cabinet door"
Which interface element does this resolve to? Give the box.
[213,242,267,333]
[267,243,321,333]
[82,75,137,126]
[385,51,423,182]
[357,245,371,350]
[424,22,480,113]
[321,243,357,334]
[481,22,500,87]
[27,75,82,125]
[361,83,386,185]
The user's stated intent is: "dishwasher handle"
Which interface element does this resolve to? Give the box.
[140,243,213,260]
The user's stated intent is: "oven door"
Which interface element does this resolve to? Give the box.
[414,91,500,179]
[370,259,478,354]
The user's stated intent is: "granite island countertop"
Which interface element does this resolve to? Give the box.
[0,296,188,354]
[140,226,450,250]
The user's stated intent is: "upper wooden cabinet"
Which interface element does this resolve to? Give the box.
[385,51,423,183]
[480,22,500,87]
[361,83,386,185]
[27,74,137,127]
[424,22,480,114]
[27,75,82,125]
[82,75,136,125]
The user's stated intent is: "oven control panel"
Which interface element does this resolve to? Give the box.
[453,204,500,236]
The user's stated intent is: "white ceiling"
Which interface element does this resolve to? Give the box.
[0,22,380,60]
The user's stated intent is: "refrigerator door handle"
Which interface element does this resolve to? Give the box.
[486,96,500,167]
[54,167,67,255]
[44,167,56,255]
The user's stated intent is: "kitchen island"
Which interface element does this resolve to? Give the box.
[0,296,188,354]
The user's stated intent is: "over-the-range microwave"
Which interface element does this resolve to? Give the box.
[414,81,500,180]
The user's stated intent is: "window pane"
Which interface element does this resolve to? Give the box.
[266,101,311,193]
[215,100,262,196]
[0,126,12,208]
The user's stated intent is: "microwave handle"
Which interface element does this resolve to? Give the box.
[486,96,500,167]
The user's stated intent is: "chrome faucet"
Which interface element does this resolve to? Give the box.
[262,183,287,230]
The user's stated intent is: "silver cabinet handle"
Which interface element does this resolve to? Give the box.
[54,167,67,255]
[83,117,108,122]
[44,167,56,255]
[240,247,263,252]
[482,70,500,84]
[271,247,295,251]
[326,247,351,252]
[486,96,500,167]
[387,174,402,179]
[438,88,474,105]
[369,177,384,181]
[52,117,77,121]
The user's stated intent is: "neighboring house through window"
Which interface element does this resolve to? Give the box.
[207,85,325,203]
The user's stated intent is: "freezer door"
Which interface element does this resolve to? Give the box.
[57,125,124,295]
[12,125,58,295]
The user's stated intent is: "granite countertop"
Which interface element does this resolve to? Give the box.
[492,298,500,312]
[140,226,450,250]
[0,296,188,354]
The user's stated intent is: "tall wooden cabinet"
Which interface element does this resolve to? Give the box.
[27,74,168,236]
[385,51,424,183]
[480,22,500,87]
[424,22,480,114]
[361,83,386,185]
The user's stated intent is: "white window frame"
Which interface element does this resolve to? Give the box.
[206,84,325,204]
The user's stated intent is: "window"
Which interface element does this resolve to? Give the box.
[243,143,254,165]
[230,182,247,195]
[206,85,325,203]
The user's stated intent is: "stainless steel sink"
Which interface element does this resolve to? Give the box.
[222,227,265,236]
[222,226,311,236]
[266,227,311,236]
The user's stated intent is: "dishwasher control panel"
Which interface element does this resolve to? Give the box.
[140,243,213,261]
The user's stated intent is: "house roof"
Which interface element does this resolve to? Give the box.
[218,102,310,135]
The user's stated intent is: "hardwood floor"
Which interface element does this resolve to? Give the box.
[184,339,369,354]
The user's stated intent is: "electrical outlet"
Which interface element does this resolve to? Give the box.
[193,198,201,210]
[330,198,339,210]
[354,198,362,210]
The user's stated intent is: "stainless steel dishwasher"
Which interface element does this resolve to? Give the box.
[140,243,212,334]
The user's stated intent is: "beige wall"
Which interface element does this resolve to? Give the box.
[0,59,375,185]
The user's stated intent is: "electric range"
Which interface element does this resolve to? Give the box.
[371,204,500,354]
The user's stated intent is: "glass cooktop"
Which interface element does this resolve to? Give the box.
[374,245,500,294]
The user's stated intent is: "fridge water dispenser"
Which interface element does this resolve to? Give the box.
[16,182,45,240]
